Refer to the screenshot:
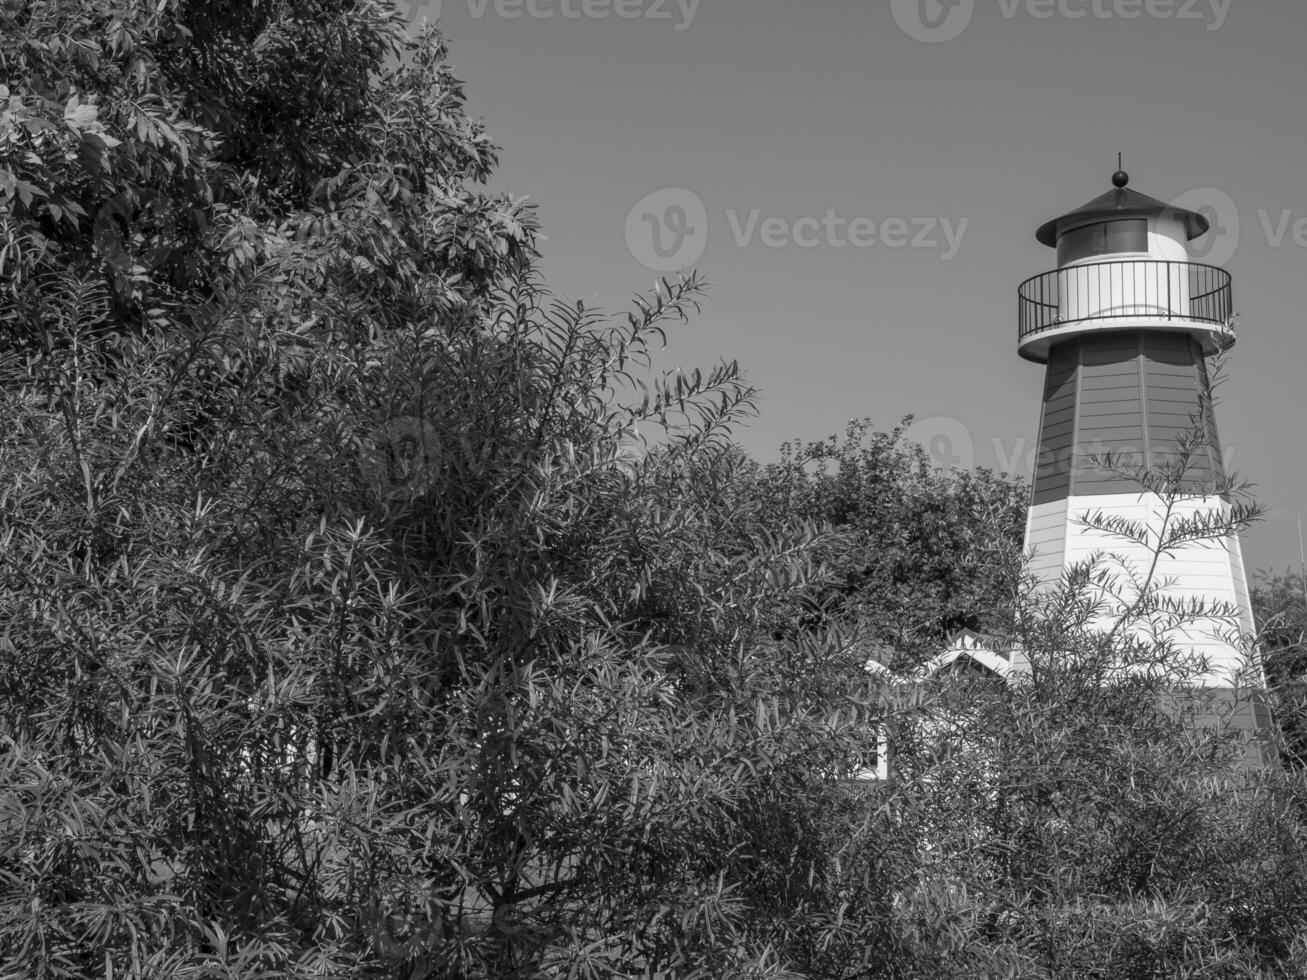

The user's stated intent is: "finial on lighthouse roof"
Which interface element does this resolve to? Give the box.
[1112,153,1129,188]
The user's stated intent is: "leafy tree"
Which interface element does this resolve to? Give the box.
[0,3,889,976]
[7,3,1307,979]
[789,460,1307,979]
[1252,570,1307,768]
[0,0,534,362]
[862,622,1307,979]
[817,396,1303,980]
[745,418,1027,669]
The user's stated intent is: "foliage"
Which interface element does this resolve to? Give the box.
[0,6,891,976]
[1252,569,1307,768]
[758,377,1307,980]
[863,633,1307,980]
[789,477,1307,979]
[0,0,534,362]
[0,226,897,977]
[745,419,1028,670]
[5,2,1307,979]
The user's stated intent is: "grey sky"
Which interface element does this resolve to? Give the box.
[401,0,1307,576]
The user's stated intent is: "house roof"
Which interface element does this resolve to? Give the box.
[925,629,1028,680]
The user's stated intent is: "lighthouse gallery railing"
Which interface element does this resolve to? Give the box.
[1018,260,1232,342]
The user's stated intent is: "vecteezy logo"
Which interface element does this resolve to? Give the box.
[362,896,523,975]
[891,0,974,42]
[624,188,709,273]
[360,417,441,499]
[1169,187,1239,267]
[405,0,443,31]
[904,416,975,471]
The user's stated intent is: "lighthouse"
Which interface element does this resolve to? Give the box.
[1018,168,1259,690]
[920,168,1274,771]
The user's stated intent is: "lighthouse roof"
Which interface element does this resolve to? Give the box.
[1035,178,1209,247]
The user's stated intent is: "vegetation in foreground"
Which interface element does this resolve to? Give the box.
[2,2,1307,976]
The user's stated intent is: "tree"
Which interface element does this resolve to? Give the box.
[0,0,535,360]
[1252,570,1307,768]
[783,469,1307,979]
[7,3,1307,978]
[0,4,887,976]
[798,382,1307,980]
[745,418,1028,670]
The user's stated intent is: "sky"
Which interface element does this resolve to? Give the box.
[398,0,1307,578]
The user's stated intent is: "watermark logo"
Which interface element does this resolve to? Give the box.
[360,417,442,499]
[625,188,710,273]
[625,190,969,271]
[724,209,968,258]
[1169,187,1240,266]
[999,0,1232,29]
[891,0,975,43]
[893,0,1232,42]
[904,416,976,470]
[364,898,525,978]
[1256,205,1307,252]
[1169,187,1307,261]
[406,0,443,28]
[987,430,1239,480]
[406,0,701,30]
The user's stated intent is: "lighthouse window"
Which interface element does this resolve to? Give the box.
[1057,218,1148,264]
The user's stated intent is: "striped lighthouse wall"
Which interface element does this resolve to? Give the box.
[1031,342,1078,506]
[1053,491,1256,684]
[1023,332,1253,686]
[1031,332,1226,506]
[1024,499,1069,588]
[1074,333,1149,496]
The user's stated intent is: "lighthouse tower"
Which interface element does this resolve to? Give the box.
[1018,169,1256,685]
